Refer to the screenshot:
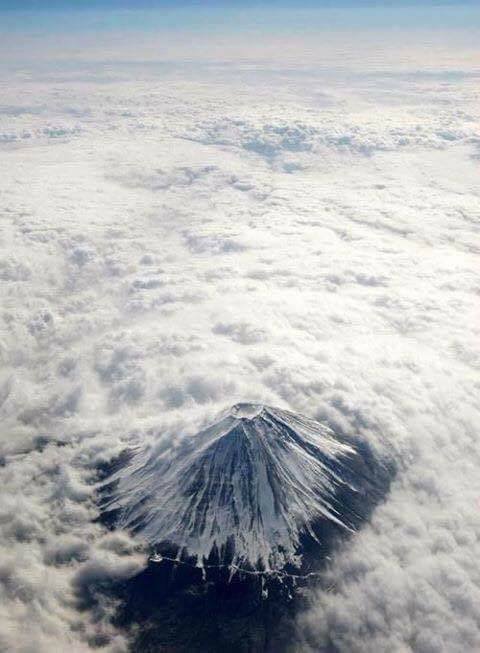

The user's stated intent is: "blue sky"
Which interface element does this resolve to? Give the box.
[1,0,479,33]
[0,0,478,6]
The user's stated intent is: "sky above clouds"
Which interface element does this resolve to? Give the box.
[0,1,479,652]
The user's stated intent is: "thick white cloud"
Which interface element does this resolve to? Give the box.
[0,28,479,652]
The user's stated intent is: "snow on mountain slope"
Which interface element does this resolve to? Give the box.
[101,404,380,571]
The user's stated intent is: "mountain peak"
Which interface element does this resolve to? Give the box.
[101,404,390,573]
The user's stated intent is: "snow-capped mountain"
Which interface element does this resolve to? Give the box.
[101,403,386,572]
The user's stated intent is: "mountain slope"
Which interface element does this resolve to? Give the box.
[101,403,386,572]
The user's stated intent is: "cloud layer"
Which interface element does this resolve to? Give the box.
[0,31,479,652]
